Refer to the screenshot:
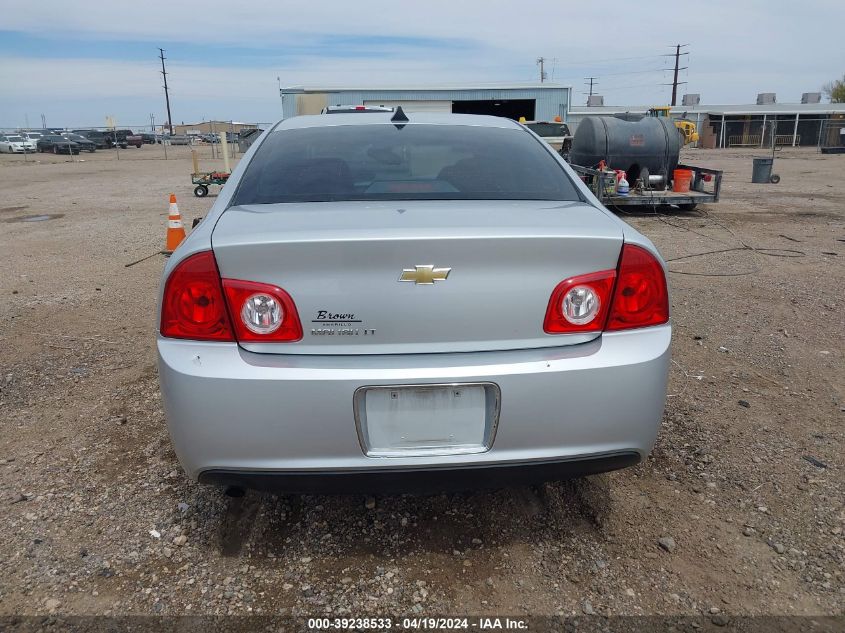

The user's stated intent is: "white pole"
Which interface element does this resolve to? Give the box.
[230,120,236,158]
[695,112,701,148]
[760,114,766,147]
[220,129,231,173]
[792,113,799,147]
[720,114,726,148]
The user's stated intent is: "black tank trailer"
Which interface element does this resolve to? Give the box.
[567,115,722,211]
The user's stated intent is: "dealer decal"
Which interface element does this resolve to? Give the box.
[310,310,375,336]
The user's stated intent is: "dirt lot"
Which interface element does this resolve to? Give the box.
[0,144,842,622]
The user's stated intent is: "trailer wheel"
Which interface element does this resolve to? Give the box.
[770,174,780,184]
[194,185,209,197]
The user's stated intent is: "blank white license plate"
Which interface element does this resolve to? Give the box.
[354,383,500,457]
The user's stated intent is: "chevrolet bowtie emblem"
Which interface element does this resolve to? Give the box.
[399,265,451,285]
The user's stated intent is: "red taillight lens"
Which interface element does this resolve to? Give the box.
[606,244,669,331]
[160,251,234,341]
[543,270,617,333]
[544,244,669,335]
[222,279,302,342]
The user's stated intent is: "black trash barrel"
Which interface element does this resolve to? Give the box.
[570,116,682,183]
[752,158,773,183]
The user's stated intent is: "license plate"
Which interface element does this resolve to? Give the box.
[354,383,500,457]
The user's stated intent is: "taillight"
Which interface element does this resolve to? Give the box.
[160,252,302,343]
[160,251,234,341]
[222,280,302,342]
[606,244,669,331]
[543,270,617,333]
[544,244,669,335]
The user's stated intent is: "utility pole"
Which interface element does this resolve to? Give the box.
[583,77,598,104]
[667,44,689,106]
[536,57,547,83]
[159,48,174,135]
[40,113,46,129]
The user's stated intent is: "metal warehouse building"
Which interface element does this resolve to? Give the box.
[280,84,572,122]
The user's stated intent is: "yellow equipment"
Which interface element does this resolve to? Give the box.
[648,106,700,145]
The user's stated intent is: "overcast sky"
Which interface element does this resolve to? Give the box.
[1,0,842,128]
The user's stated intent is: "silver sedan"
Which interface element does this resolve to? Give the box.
[157,110,670,493]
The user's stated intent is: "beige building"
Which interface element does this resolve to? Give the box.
[171,121,257,135]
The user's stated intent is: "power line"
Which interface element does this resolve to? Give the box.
[601,82,672,92]
[593,67,672,78]
[159,48,174,135]
[552,53,666,68]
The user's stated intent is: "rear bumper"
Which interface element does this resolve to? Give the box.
[158,325,670,490]
[199,452,640,494]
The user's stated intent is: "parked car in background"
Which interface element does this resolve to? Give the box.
[157,111,671,493]
[115,130,143,148]
[36,135,80,154]
[139,133,156,144]
[60,133,96,152]
[237,128,264,153]
[71,130,111,149]
[23,131,45,143]
[523,120,574,155]
[166,135,192,146]
[0,134,36,153]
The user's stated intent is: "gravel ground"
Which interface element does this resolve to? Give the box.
[0,145,842,620]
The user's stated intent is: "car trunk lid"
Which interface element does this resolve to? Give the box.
[211,200,623,354]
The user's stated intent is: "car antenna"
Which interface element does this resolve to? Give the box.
[391,106,409,129]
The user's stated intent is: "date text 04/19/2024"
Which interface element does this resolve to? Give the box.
[306,617,528,630]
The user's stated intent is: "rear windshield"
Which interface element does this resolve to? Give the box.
[232,124,580,204]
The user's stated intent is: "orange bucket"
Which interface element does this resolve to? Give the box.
[673,169,693,193]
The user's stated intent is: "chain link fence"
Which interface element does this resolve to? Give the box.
[0,122,275,163]
[697,115,838,149]
[819,117,845,153]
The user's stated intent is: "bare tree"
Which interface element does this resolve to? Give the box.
[822,74,845,103]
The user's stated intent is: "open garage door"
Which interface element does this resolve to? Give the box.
[452,99,535,121]
[363,100,452,113]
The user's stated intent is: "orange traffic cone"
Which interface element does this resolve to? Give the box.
[164,193,186,254]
